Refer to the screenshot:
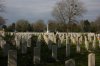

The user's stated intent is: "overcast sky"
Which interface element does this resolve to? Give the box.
[1,0,100,24]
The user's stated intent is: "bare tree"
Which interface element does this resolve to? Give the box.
[0,16,5,25]
[0,0,4,12]
[94,16,100,32]
[52,0,86,24]
[0,0,5,26]
[32,20,46,32]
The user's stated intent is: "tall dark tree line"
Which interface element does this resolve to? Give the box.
[5,17,100,33]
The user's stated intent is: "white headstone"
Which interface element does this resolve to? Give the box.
[76,37,80,53]
[92,36,96,49]
[52,45,57,60]
[0,40,6,48]
[43,34,49,45]
[8,50,17,66]
[3,43,10,56]
[66,36,70,57]
[65,59,75,66]
[15,36,20,49]
[58,39,61,48]
[48,42,52,50]
[53,34,57,44]
[85,36,89,50]
[27,38,31,47]
[36,35,42,48]
[88,53,95,66]
[21,38,27,54]
[33,47,40,64]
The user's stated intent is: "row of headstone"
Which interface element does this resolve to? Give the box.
[7,50,95,66]
[0,32,97,66]
[59,33,98,52]
[10,32,100,52]
[0,32,99,54]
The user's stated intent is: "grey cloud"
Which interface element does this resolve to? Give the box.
[2,0,100,24]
